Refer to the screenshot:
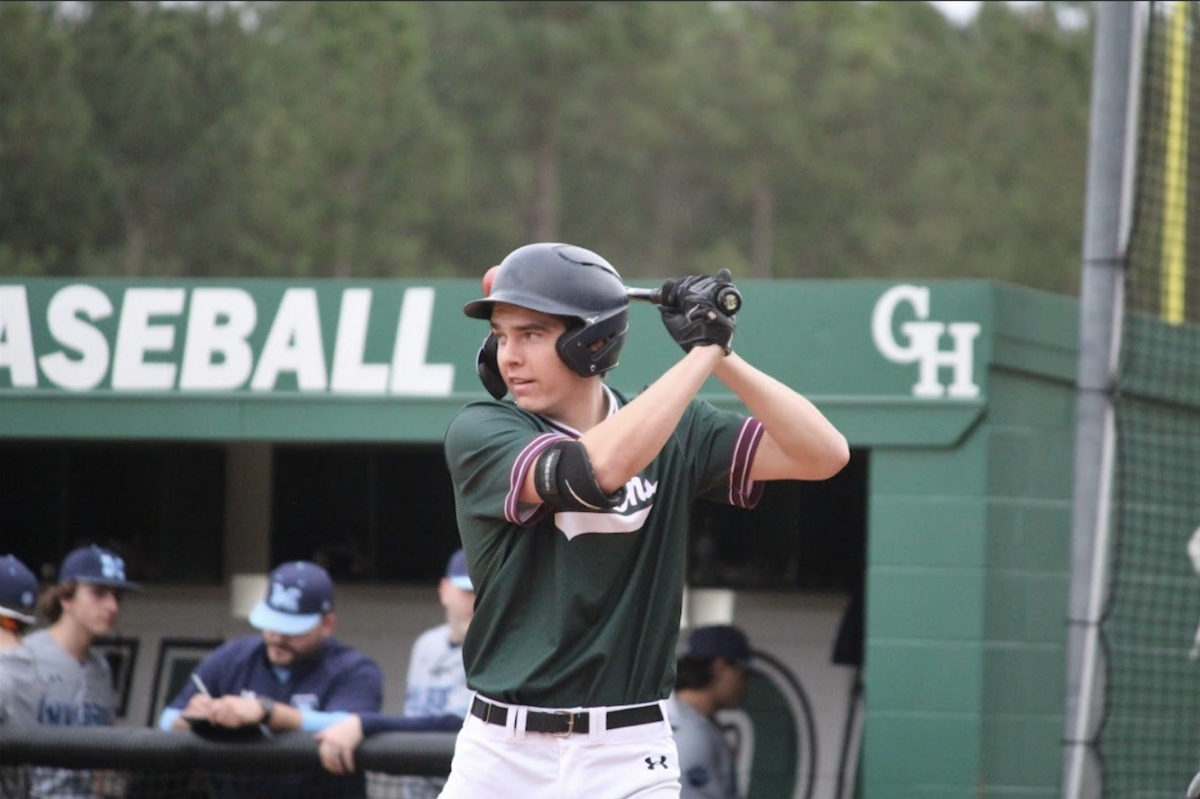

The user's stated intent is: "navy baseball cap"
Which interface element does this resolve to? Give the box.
[249,561,334,635]
[446,549,473,592]
[59,545,142,591]
[683,624,752,665]
[0,554,39,625]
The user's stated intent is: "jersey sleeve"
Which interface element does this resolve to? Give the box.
[359,711,465,736]
[670,713,723,799]
[677,400,765,509]
[321,654,384,713]
[444,401,562,526]
[0,646,38,725]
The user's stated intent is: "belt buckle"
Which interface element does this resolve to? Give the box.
[552,711,576,737]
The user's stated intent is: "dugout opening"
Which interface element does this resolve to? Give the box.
[0,440,869,597]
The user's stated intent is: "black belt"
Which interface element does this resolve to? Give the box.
[470,696,662,735]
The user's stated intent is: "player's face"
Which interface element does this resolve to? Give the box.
[713,659,750,710]
[439,579,475,636]
[262,614,334,666]
[490,304,592,417]
[62,584,123,639]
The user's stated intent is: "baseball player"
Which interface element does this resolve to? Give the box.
[315,548,474,794]
[667,626,754,799]
[159,560,383,799]
[0,545,141,799]
[440,242,848,798]
[0,553,40,799]
[0,553,39,652]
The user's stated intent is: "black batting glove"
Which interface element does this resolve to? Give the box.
[657,269,737,354]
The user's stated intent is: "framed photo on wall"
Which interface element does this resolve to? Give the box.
[93,636,140,719]
[147,637,223,727]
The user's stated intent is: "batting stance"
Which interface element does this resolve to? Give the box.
[441,242,848,798]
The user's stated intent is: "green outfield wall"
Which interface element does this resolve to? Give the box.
[0,277,1080,798]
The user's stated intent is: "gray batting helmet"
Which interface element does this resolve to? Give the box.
[465,243,630,390]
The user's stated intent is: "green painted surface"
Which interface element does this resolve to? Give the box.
[862,641,983,713]
[981,714,1068,790]
[860,283,1076,799]
[2,277,1004,440]
[868,568,986,640]
[0,277,1085,799]
[986,501,1072,572]
[863,713,982,794]
[867,495,988,568]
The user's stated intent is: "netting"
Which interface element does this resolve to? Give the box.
[1101,2,1200,796]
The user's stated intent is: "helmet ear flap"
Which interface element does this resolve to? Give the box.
[476,334,507,399]
[556,312,628,377]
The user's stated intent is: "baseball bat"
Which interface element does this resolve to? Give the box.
[626,284,743,316]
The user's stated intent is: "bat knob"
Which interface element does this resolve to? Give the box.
[715,286,742,315]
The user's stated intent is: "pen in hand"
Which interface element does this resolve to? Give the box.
[191,673,211,696]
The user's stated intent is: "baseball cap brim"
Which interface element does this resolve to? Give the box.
[248,600,322,635]
[77,577,142,591]
[449,575,474,591]
[0,606,35,625]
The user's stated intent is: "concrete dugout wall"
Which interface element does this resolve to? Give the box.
[0,277,1079,798]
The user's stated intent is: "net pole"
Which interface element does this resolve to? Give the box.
[1063,3,1142,799]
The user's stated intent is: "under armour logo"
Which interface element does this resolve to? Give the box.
[645,756,668,770]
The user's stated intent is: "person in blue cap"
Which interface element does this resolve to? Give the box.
[667,625,754,799]
[158,560,383,799]
[0,553,39,652]
[0,553,41,799]
[0,544,141,798]
[315,548,475,789]
[159,560,383,735]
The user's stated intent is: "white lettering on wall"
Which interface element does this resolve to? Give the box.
[251,288,328,391]
[331,289,388,394]
[112,288,185,390]
[871,284,981,399]
[0,286,37,387]
[390,287,453,395]
[180,288,257,390]
[1,283,456,396]
[41,285,113,391]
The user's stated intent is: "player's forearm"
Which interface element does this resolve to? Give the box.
[582,345,723,491]
[713,353,849,480]
[266,701,301,731]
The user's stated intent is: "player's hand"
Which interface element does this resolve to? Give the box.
[180,694,216,719]
[657,269,737,354]
[315,714,364,775]
[205,695,264,728]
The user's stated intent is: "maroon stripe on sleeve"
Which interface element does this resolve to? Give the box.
[727,418,765,509]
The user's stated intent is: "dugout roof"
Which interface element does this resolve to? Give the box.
[0,278,1078,446]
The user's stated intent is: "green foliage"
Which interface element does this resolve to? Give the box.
[0,1,121,275]
[0,0,1094,292]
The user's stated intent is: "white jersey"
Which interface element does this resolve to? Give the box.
[393,623,470,799]
[667,694,738,799]
[403,623,470,718]
[0,630,116,799]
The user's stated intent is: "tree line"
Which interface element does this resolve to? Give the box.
[0,1,1094,293]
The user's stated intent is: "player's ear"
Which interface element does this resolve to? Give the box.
[476,334,507,399]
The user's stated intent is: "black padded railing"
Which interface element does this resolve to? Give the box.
[0,724,457,776]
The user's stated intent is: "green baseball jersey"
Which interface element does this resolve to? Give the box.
[443,384,764,708]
